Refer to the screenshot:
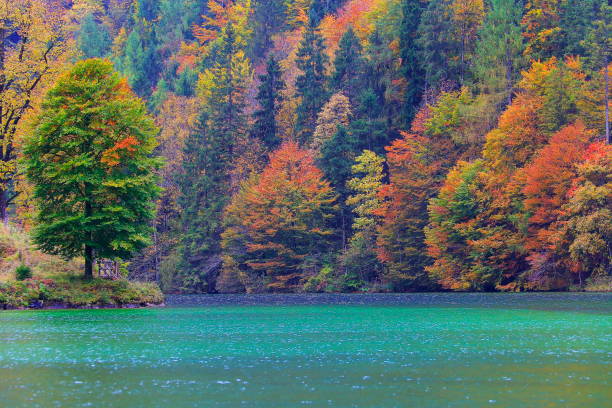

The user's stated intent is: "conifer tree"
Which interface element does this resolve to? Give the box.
[399,0,425,125]
[77,14,112,59]
[177,112,229,292]
[558,0,599,57]
[24,59,160,279]
[252,0,287,56]
[581,4,610,144]
[121,22,161,97]
[319,125,360,246]
[330,27,365,103]
[472,0,524,106]
[417,0,459,91]
[295,17,329,145]
[178,22,251,291]
[252,54,285,150]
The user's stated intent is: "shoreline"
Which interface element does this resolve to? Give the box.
[1,301,166,311]
[0,278,165,311]
[3,291,609,311]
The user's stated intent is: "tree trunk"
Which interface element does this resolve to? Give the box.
[0,189,7,226]
[605,54,610,145]
[84,245,93,280]
[84,200,93,279]
[505,43,513,107]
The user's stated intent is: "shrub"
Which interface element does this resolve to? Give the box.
[15,264,32,281]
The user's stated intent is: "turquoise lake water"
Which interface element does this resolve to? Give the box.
[0,293,610,407]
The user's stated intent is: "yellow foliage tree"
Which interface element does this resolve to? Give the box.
[0,0,69,223]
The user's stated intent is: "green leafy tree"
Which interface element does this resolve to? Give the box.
[295,17,329,145]
[251,54,285,150]
[342,150,385,283]
[425,160,486,290]
[24,59,160,279]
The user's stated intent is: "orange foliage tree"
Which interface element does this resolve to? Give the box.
[521,121,594,288]
[561,142,612,284]
[375,107,460,290]
[318,0,387,57]
[425,57,603,291]
[221,141,337,292]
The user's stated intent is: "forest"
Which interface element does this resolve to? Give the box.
[1,0,610,294]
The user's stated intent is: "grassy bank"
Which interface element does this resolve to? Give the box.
[0,277,164,309]
[1,225,164,309]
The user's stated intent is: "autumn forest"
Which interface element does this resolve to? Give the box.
[1,0,610,294]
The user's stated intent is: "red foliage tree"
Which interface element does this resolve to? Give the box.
[521,121,594,287]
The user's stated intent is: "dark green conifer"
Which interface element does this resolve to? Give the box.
[252,55,285,150]
[295,17,329,145]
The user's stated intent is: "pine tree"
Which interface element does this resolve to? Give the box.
[77,13,112,59]
[198,23,251,154]
[251,54,285,150]
[417,0,459,91]
[178,22,251,292]
[581,4,610,144]
[295,17,329,145]
[121,21,161,97]
[472,0,525,107]
[136,0,160,22]
[251,0,287,56]
[177,112,229,292]
[23,59,160,279]
[330,27,365,103]
[558,0,599,57]
[399,0,425,125]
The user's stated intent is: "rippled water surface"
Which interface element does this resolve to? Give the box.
[1,293,610,407]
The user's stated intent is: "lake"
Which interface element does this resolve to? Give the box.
[0,293,610,407]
